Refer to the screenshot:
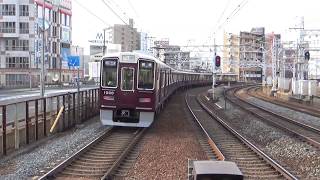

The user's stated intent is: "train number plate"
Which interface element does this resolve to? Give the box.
[121,110,130,117]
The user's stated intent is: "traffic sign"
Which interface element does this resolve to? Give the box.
[67,56,80,67]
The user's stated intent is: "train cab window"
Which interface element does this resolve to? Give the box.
[121,68,134,91]
[102,59,118,88]
[138,60,154,90]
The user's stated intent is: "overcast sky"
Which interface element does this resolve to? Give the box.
[72,0,320,54]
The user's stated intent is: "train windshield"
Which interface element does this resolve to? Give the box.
[102,59,118,88]
[121,68,134,90]
[138,60,154,90]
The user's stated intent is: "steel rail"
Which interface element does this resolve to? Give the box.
[185,93,225,161]
[226,86,320,148]
[101,127,146,179]
[38,127,114,179]
[193,91,297,180]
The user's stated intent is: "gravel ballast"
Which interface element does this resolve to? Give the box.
[246,95,320,129]
[0,116,108,179]
[215,85,320,179]
[126,91,207,180]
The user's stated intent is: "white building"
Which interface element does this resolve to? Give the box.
[0,0,36,88]
[0,0,74,88]
[305,31,320,79]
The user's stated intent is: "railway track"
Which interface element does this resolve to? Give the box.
[186,88,297,179]
[226,86,320,149]
[39,127,145,179]
[247,86,320,118]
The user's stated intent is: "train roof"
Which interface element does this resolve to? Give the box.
[102,52,212,76]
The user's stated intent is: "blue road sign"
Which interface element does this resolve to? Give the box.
[67,56,80,67]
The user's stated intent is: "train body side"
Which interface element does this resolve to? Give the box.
[100,52,212,127]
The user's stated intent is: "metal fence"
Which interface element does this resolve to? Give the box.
[0,88,100,156]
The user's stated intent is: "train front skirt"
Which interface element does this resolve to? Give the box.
[100,109,154,127]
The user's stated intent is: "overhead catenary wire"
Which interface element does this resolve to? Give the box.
[74,0,142,45]
[216,0,248,31]
[127,0,139,18]
[73,0,111,27]
[215,0,232,31]
[101,0,128,25]
[194,0,248,53]
[107,0,131,20]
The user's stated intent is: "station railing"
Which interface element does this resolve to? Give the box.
[0,88,100,156]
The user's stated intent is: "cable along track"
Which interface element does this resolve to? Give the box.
[185,88,297,180]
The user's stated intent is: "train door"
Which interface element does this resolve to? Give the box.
[119,66,136,106]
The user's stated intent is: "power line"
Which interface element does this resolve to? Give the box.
[108,0,130,20]
[215,0,232,30]
[101,0,128,25]
[216,0,248,31]
[74,0,111,27]
[127,0,139,18]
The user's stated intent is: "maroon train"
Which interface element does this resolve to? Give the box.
[100,52,212,127]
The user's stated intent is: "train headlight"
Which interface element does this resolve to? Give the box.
[103,96,114,101]
[139,98,151,103]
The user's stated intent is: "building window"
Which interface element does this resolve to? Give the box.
[19,5,29,16]
[61,13,65,25]
[52,11,57,23]
[19,22,29,34]
[52,42,57,53]
[52,57,57,68]
[6,57,29,68]
[6,74,30,86]
[1,4,15,16]
[52,26,57,37]
[0,22,16,33]
[5,39,29,51]
[64,14,67,26]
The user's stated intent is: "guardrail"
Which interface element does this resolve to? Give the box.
[0,88,100,156]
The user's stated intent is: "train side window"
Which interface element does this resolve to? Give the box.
[161,72,165,88]
[102,59,118,88]
[138,60,155,90]
[121,68,134,91]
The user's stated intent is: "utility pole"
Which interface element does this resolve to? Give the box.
[212,35,216,100]
[103,28,106,55]
[40,0,46,97]
[262,43,266,86]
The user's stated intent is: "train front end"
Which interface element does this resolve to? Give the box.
[100,53,156,127]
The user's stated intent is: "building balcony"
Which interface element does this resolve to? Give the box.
[0,31,19,38]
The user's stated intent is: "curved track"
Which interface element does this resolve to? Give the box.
[226,86,320,149]
[186,88,297,180]
[39,127,145,179]
[248,86,320,118]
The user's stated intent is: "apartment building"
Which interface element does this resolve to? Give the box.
[223,32,240,78]
[0,0,36,87]
[239,27,265,82]
[106,18,140,52]
[0,0,74,88]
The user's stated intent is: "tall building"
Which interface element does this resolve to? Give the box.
[239,27,265,82]
[0,0,36,88]
[223,32,240,78]
[152,40,190,70]
[106,18,140,52]
[35,0,73,83]
[164,46,190,70]
[0,0,74,88]
[153,39,169,62]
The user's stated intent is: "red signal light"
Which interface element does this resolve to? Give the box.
[215,56,221,67]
